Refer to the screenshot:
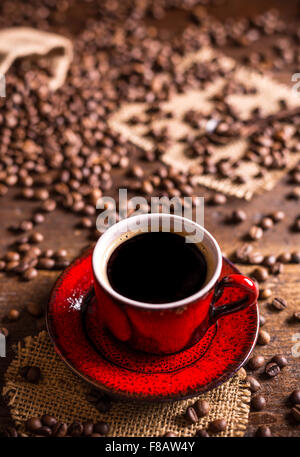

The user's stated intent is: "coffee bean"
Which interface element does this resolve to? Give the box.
[248,355,265,370]
[252,267,269,282]
[210,193,227,205]
[234,244,253,263]
[265,362,280,378]
[55,249,68,258]
[255,425,272,437]
[130,165,144,179]
[41,415,57,428]
[290,389,300,405]
[278,252,292,264]
[26,303,43,317]
[291,251,300,263]
[195,429,209,437]
[260,217,273,230]
[4,426,18,437]
[249,226,263,241]
[194,399,210,417]
[41,199,56,212]
[269,262,283,275]
[30,232,44,243]
[257,329,271,345]
[291,405,300,423]
[68,422,83,437]
[7,309,20,321]
[263,255,276,267]
[52,422,68,437]
[22,267,38,281]
[37,426,52,436]
[83,422,94,436]
[271,297,287,311]
[0,260,6,271]
[19,220,33,232]
[271,211,285,222]
[251,395,266,411]
[231,210,246,223]
[248,252,264,265]
[32,213,45,225]
[38,257,55,269]
[5,251,20,262]
[208,418,227,433]
[185,406,198,424]
[293,312,300,322]
[26,366,41,383]
[259,315,266,327]
[26,417,42,432]
[246,375,261,392]
[272,355,288,368]
[259,288,272,299]
[94,421,110,435]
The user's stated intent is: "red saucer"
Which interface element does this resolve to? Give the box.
[47,249,258,401]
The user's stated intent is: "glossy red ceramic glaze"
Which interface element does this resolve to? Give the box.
[47,249,259,401]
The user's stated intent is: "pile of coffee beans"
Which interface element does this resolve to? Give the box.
[4,416,110,437]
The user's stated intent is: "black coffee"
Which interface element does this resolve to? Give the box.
[107,232,207,304]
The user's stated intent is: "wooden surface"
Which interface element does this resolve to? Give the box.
[1,0,300,437]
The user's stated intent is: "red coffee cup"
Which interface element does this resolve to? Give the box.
[92,213,258,355]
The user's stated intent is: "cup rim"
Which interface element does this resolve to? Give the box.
[92,213,222,310]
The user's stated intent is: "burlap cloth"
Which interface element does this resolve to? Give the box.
[3,331,250,437]
[110,47,300,200]
[0,27,73,91]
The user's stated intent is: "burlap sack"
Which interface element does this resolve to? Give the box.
[109,46,300,200]
[3,331,250,437]
[0,27,73,91]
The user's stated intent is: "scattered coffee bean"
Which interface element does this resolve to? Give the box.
[235,244,253,263]
[185,406,198,424]
[259,288,272,299]
[271,297,287,311]
[209,193,227,205]
[257,329,271,345]
[26,417,42,432]
[251,394,266,411]
[271,211,285,222]
[68,422,84,437]
[195,429,209,437]
[208,418,227,433]
[272,355,288,368]
[293,312,300,322]
[246,375,261,392]
[41,415,57,428]
[7,309,20,321]
[252,267,269,282]
[194,399,210,417]
[278,252,291,264]
[164,432,177,437]
[260,217,273,230]
[290,389,300,405]
[269,262,283,275]
[291,405,300,423]
[248,252,264,264]
[248,355,265,370]
[265,362,280,378]
[259,315,266,327]
[83,422,94,436]
[291,251,300,263]
[263,255,276,267]
[22,267,38,281]
[52,422,68,437]
[94,421,110,435]
[249,226,263,241]
[231,210,246,223]
[37,426,52,436]
[255,425,272,437]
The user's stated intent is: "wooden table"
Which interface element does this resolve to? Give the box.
[0,0,300,437]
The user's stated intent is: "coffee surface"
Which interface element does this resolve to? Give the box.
[107,232,207,304]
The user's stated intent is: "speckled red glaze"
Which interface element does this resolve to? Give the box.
[47,249,259,401]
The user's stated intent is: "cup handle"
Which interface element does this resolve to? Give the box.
[210,274,258,323]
